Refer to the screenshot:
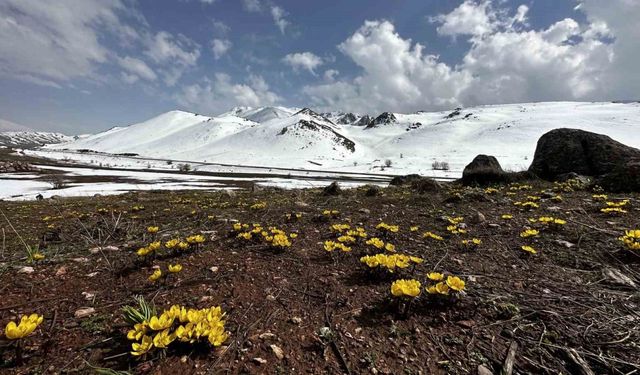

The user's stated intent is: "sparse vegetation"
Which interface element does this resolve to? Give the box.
[431,160,450,170]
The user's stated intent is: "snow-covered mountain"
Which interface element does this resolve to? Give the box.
[0,131,72,148]
[47,102,640,175]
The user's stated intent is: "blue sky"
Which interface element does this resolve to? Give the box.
[0,0,637,134]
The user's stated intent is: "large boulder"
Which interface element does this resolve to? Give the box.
[528,128,640,179]
[597,160,640,193]
[461,155,506,185]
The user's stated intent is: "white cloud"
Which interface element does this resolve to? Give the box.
[242,0,261,12]
[118,56,157,82]
[283,52,323,74]
[304,0,639,114]
[324,69,339,82]
[212,19,230,35]
[271,6,289,34]
[432,0,495,37]
[175,73,280,114]
[304,20,470,113]
[0,0,129,85]
[144,31,201,86]
[211,39,232,59]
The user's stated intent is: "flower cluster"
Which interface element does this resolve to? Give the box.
[521,245,537,254]
[423,231,444,241]
[324,240,351,252]
[509,184,532,191]
[425,274,466,296]
[285,212,303,221]
[250,202,267,210]
[484,187,499,195]
[233,223,295,250]
[3,313,43,340]
[322,209,340,217]
[519,229,539,238]
[376,222,399,234]
[365,237,396,252]
[390,279,421,298]
[601,200,630,215]
[535,216,566,230]
[147,226,159,234]
[619,230,640,251]
[127,305,228,356]
[360,253,423,272]
[461,238,482,249]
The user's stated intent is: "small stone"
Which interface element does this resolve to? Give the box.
[295,201,309,207]
[554,239,575,248]
[478,364,494,375]
[488,223,500,228]
[252,357,267,365]
[290,316,302,325]
[19,266,35,274]
[270,344,284,360]
[82,292,95,300]
[266,295,276,301]
[86,272,99,277]
[74,307,96,318]
[55,267,67,276]
[180,355,188,363]
[358,208,371,214]
[209,266,219,273]
[547,206,562,212]
[72,257,89,263]
[259,332,277,340]
[457,320,476,328]
[470,211,486,224]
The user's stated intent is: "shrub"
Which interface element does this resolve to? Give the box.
[177,163,191,172]
[431,161,450,171]
[384,159,392,167]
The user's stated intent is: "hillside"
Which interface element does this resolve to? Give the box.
[0,131,72,148]
[46,102,640,175]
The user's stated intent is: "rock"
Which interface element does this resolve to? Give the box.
[597,159,640,192]
[554,239,575,248]
[469,211,486,224]
[364,184,381,197]
[461,155,506,185]
[270,344,284,360]
[35,194,44,201]
[556,172,591,185]
[355,115,373,126]
[389,174,423,186]
[18,266,34,274]
[259,332,277,340]
[74,307,96,318]
[477,364,494,375]
[252,357,267,365]
[55,266,67,276]
[209,266,219,273]
[322,181,342,196]
[529,128,640,180]
[290,316,302,325]
[410,177,442,193]
[366,112,397,128]
[602,268,637,288]
[81,292,95,300]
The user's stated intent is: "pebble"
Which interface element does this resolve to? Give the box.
[252,357,267,365]
[55,266,67,276]
[74,307,96,318]
[270,344,284,360]
[290,316,302,325]
[18,266,34,274]
[478,364,494,375]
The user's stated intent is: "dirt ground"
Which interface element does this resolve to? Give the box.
[0,180,638,374]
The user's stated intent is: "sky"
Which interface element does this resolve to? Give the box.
[0,0,638,134]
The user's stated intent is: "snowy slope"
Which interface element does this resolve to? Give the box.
[47,101,640,176]
[0,131,72,148]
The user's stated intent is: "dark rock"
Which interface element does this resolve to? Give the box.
[389,174,423,186]
[556,172,591,185]
[337,113,357,124]
[529,128,640,179]
[364,184,381,197]
[354,115,373,126]
[366,112,397,129]
[35,194,44,201]
[410,177,442,193]
[322,181,342,196]
[597,160,640,192]
[461,155,506,185]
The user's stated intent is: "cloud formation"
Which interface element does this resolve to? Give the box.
[283,52,323,74]
[211,39,232,59]
[304,0,638,114]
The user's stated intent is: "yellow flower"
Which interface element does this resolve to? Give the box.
[178,241,189,250]
[147,226,159,233]
[519,229,539,238]
[427,272,444,281]
[619,230,640,250]
[148,313,174,331]
[4,313,44,340]
[376,222,399,233]
[165,239,180,249]
[131,335,153,356]
[136,247,151,256]
[501,214,513,220]
[410,226,419,232]
[148,269,162,282]
[433,282,450,295]
[384,243,396,252]
[366,237,385,249]
[521,245,537,254]
[186,234,205,244]
[148,241,161,251]
[423,232,444,241]
[290,233,298,239]
[232,223,242,231]
[237,232,252,240]
[32,252,45,261]
[390,279,421,298]
[446,276,465,292]
[168,264,183,273]
[153,329,176,348]
[127,322,148,341]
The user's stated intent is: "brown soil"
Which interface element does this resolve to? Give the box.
[0,181,638,374]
